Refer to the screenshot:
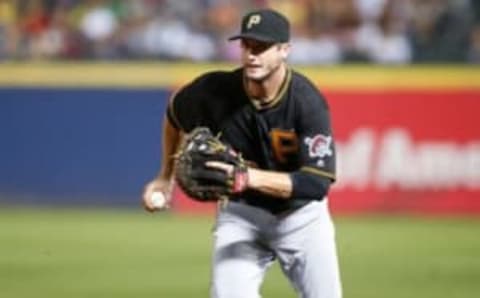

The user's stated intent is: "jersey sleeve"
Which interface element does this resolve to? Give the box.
[289,83,336,200]
[166,89,183,130]
[297,86,336,180]
[166,83,198,132]
[166,73,215,133]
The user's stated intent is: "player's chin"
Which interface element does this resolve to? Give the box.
[244,68,268,81]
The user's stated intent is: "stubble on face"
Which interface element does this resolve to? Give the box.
[244,60,282,82]
[241,40,284,82]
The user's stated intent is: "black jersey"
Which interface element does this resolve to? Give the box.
[168,68,336,214]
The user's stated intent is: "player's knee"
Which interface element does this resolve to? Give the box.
[211,260,263,298]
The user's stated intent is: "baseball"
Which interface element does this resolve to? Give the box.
[150,191,167,209]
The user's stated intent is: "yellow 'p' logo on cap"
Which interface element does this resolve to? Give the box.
[247,14,261,29]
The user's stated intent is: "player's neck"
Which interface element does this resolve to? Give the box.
[245,64,287,104]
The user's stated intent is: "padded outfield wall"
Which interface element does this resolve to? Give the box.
[0,63,479,214]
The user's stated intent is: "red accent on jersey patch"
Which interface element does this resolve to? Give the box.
[305,134,333,159]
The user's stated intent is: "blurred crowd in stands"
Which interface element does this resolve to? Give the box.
[0,0,479,64]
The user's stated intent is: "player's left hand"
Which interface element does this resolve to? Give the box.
[205,161,249,193]
[205,161,233,175]
[174,127,249,201]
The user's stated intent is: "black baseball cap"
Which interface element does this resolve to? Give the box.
[228,9,290,43]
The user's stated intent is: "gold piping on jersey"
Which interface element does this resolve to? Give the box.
[246,68,292,110]
[300,166,336,180]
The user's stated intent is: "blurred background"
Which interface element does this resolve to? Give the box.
[1,1,480,298]
[0,0,480,64]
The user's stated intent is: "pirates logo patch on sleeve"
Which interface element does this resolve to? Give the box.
[304,134,333,166]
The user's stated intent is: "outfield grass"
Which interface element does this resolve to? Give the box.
[0,207,479,298]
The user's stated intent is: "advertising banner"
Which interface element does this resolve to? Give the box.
[328,90,480,214]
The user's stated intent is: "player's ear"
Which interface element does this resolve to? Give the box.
[280,43,291,60]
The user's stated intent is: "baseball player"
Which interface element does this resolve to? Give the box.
[143,8,342,298]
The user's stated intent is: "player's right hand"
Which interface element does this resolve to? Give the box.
[142,178,171,212]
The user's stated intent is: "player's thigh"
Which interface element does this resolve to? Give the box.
[211,217,274,298]
[276,218,342,298]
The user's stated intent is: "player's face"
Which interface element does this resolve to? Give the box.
[240,38,290,81]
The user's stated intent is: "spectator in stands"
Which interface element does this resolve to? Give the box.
[353,0,411,64]
[409,0,473,62]
[79,0,118,59]
[0,0,478,64]
[468,0,480,63]
[468,23,480,63]
[286,0,343,64]
[0,0,18,59]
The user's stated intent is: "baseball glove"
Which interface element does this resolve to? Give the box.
[174,127,248,202]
